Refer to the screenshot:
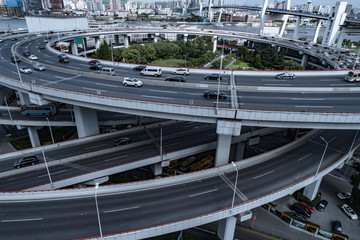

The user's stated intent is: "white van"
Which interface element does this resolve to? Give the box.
[141,67,162,77]
[345,71,360,82]
[98,67,115,76]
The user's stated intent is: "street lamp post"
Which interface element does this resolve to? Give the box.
[46,117,54,144]
[110,35,114,62]
[159,124,163,161]
[12,51,23,84]
[231,161,239,209]
[4,96,13,124]
[41,147,54,188]
[216,42,225,112]
[315,136,328,177]
[95,183,103,240]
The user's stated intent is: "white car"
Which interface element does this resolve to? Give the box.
[337,192,351,200]
[19,66,32,74]
[123,77,143,87]
[340,204,358,220]
[33,64,46,71]
[172,68,189,75]
[28,54,38,60]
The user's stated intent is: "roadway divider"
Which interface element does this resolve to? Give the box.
[0,119,176,162]
[0,127,311,199]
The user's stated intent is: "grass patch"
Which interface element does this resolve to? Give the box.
[150,58,186,67]
[228,60,251,69]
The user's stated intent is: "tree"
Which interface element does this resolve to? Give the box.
[143,44,157,62]
[94,40,111,60]
[282,60,303,70]
[121,49,142,63]
[253,54,262,69]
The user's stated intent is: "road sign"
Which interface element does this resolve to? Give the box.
[75,37,83,45]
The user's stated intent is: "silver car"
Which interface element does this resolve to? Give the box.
[33,64,46,71]
[19,66,32,74]
[123,77,143,87]
[340,204,358,220]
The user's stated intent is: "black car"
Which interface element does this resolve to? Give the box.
[204,73,222,80]
[89,64,103,70]
[285,211,307,221]
[113,137,131,146]
[11,38,17,41]
[204,90,227,99]
[133,65,147,71]
[14,156,39,168]
[88,60,100,65]
[333,220,342,233]
[165,76,186,82]
[11,56,20,63]
[38,45,45,50]
[290,202,311,218]
[316,200,328,212]
[23,51,31,57]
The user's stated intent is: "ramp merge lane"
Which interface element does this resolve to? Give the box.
[0,129,358,240]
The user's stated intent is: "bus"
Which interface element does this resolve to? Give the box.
[345,70,360,83]
[180,156,197,172]
[21,104,57,116]
[189,155,214,172]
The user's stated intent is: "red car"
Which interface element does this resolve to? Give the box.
[301,201,314,213]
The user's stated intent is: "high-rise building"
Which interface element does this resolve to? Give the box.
[23,0,43,11]
[49,0,64,11]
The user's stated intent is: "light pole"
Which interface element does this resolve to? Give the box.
[46,117,54,144]
[216,42,225,112]
[110,35,114,62]
[41,147,54,188]
[12,51,23,84]
[95,183,103,240]
[315,136,328,177]
[159,124,163,161]
[4,96,13,124]
[231,161,238,209]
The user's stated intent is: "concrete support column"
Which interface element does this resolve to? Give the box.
[114,35,120,45]
[71,41,79,55]
[154,33,159,43]
[217,216,237,240]
[212,36,218,53]
[27,127,41,147]
[325,2,347,46]
[303,177,322,200]
[208,0,213,22]
[124,35,129,48]
[235,142,245,161]
[183,33,188,42]
[293,16,301,40]
[94,37,101,49]
[301,54,308,69]
[215,120,241,166]
[313,20,321,43]
[18,91,31,105]
[73,106,99,138]
[152,163,162,177]
[199,1,204,18]
[278,0,290,37]
[259,0,269,34]
[336,31,346,48]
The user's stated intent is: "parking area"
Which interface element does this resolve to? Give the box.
[273,174,360,239]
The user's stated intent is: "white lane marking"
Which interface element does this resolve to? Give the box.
[261,79,286,82]
[252,170,275,180]
[188,189,218,198]
[11,71,18,75]
[38,170,67,178]
[85,144,108,150]
[104,155,129,162]
[149,89,177,94]
[1,218,43,223]
[66,66,81,70]
[291,98,325,101]
[141,95,173,100]
[265,84,292,86]
[164,143,178,147]
[295,105,333,108]
[83,87,107,93]
[43,59,53,63]
[298,153,312,161]
[330,84,354,86]
[95,82,119,88]
[320,79,341,82]
[104,206,140,213]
